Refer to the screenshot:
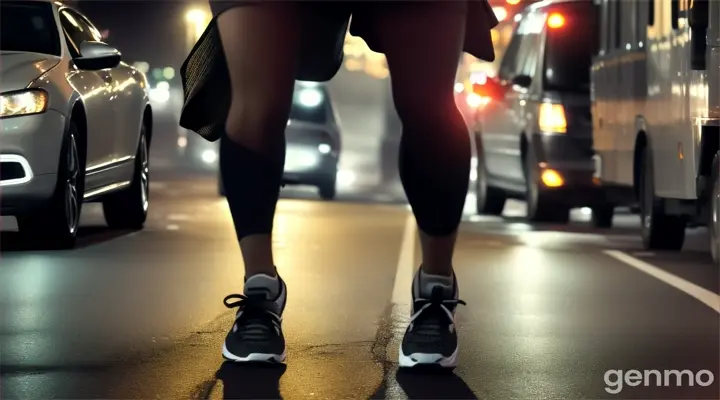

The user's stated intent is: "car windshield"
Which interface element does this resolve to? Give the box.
[543,2,598,93]
[1,1,61,56]
[289,83,328,124]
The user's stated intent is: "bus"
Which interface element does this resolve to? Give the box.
[591,0,719,262]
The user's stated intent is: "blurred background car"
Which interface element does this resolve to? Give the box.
[184,81,342,200]
[0,0,152,248]
[469,0,614,226]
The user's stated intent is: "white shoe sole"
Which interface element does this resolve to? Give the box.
[222,343,287,363]
[398,345,459,368]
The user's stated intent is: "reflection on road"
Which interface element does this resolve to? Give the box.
[1,67,719,400]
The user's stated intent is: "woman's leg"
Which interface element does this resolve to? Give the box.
[373,3,470,368]
[214,2,300,363]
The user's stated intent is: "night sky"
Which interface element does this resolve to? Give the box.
[77,1,195,69]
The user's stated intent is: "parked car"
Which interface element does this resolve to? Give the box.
[209,81,341,200]
[470,0,613,226]
[1,0,153,248]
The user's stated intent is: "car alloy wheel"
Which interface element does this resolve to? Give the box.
[65,132,80,235]
[712,172,720,264]
[139,134,149,213]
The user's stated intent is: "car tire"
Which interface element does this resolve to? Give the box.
[591,205,614,228]
[708,151,720,265]
[318,173,337,201]
[639,146,685,250]
[103,126,149,229]
[217,143,226,197]
[475,149,506,216]
[218,173,226,197]
[524,147,569,223]
[18,122,85,249]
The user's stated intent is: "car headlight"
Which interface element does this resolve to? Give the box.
[0,90,48,118]
[296,88,323,108]
[318,143,331,154]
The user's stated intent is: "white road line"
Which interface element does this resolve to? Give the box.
[604,250,720,314]
[385,213,416,387]
[167,214,191,221]
[391,213,417,306]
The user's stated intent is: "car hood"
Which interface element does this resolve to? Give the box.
[1,52,61,92]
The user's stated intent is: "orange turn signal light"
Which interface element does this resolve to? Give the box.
[541,169,564,188]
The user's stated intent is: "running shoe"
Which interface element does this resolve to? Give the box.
[222,274,287,363]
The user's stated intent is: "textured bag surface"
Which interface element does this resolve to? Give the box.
[179,20,228,142]
[179,11,350,142]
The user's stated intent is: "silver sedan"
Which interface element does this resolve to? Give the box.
[1,0,153,248]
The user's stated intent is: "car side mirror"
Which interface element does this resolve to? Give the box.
[511,74,532,88]
[74,41,121,70]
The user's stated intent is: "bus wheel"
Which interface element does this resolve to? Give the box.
[639,146,685,250]
[709,151,720,265]
[591,205,615,228]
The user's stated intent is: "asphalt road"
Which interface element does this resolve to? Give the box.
[1,173,719,399]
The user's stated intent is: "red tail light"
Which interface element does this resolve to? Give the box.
[547,13,565,29]
[472,78,505,100]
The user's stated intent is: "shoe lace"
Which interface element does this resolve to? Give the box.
[223,293,281,339]
[408,289,466,340]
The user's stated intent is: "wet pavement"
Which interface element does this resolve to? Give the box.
[2,79,720,398]
[1,174,718,399]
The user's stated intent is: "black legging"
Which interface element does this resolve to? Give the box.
[220,99,470,240]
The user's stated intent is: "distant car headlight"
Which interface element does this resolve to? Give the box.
[318,143,331,154]
[149,87,170,103]
[0,90,48,118]
[296,88,323,108]
[201,149,218,164]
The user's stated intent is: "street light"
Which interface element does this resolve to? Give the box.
[185,8,210,45]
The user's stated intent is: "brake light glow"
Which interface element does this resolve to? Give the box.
[547,13,565,29]
[467,93,481,108]
[469,71,488,85]
[538,103,567,133]
[466,93,490,108]
[506,0,521,5]
[493,6,508,22]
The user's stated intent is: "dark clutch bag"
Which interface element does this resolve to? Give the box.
[179,11,350,142]
[179,21,228,142]
[464,0,500,62]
